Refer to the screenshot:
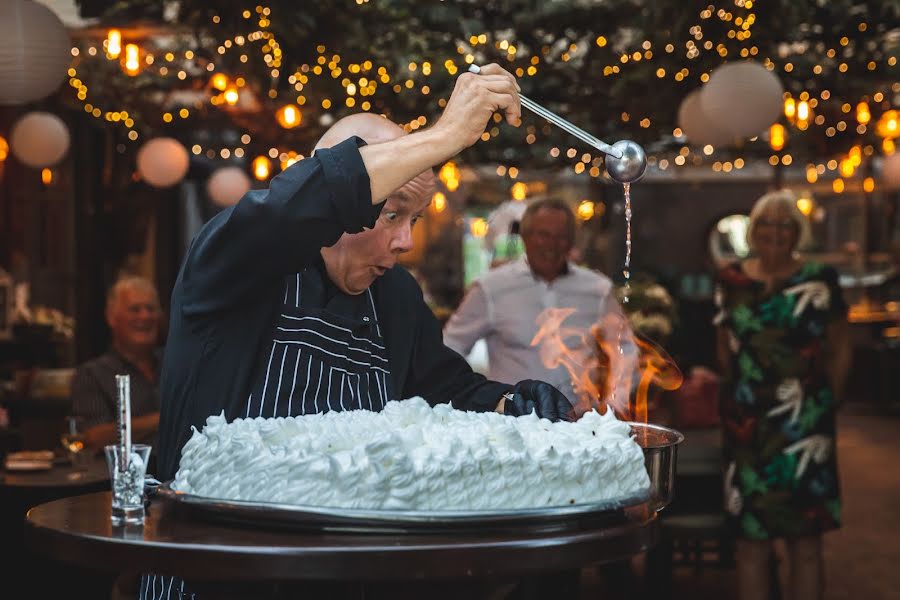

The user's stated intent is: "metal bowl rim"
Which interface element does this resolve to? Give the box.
[625,421,685,449]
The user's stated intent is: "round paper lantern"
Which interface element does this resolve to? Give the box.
[882,153,900,191]
[10,112,70,167]
[136,137,189,188]
[677,91,733,148]
[206,166,251,207]
[0,1,71,105]
[700,61,784,139]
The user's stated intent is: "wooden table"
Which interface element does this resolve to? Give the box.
[25,492,659,598]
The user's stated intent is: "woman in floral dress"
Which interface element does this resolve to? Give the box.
[715,190,851,600]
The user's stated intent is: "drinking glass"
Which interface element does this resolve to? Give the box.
[104,444,152,525]
[60,416,87,470]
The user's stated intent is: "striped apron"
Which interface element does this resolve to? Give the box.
[140,270,392,599]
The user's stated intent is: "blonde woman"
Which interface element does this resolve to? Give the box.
[714,189,851,600]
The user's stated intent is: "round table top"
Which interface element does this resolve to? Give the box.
[1,456,108,490]
[25,492,659,582]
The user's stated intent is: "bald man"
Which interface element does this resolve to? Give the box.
[156,64,573,486]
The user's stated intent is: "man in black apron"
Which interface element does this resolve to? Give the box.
[147,64,572,599]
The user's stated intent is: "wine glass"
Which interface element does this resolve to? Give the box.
[61,416,87,472]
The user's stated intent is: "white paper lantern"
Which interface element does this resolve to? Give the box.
[700,61,784,139]
[0,1,72,105]
[136,138,190,188]
[677,91,734,148]
[882,153,900,191]
[207,166,251,207]
[10,111,70,168]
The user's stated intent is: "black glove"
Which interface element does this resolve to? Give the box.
[503,379,575,422]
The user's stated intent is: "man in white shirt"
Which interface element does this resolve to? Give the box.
[444,198,637,415]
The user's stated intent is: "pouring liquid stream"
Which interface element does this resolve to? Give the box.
[622,183,632,304]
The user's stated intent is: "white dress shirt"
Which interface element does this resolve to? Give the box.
[443,257,637,407]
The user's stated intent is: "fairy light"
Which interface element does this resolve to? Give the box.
[856,101,871,125]
[432,191,447,213]
[470,218,488,238]
[796,197,814,216]
[439,161,460,192]
[576,200,595,221]
[511,182,528,201]
[769,123,786,151]
[252,156,271,180]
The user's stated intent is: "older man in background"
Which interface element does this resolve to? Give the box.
[444,198,637,413]
[70,276,162,451]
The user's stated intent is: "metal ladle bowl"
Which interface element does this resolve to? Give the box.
[606,140,648,185]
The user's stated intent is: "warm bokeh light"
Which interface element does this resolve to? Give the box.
[796,100,810,122]
[876,110,899,139]
[885,138,896,155]
[432,191,447,213]
[280,152,301,171]
[511,181,528,201]
[769,123,786,151]
[106,29,122,59]
[41,168,53,185]
[784,97,796,120]
[275,104,302,128]
[576,200,595,221]
[806,165,818,183]
[856,101,871,125]
[124,44,140,76]
[833,179,845,193]
[839,159,855,178]
[438,161,460,192]
[796,197,814,216]
[224,86,239,106]
[863,177,875,193]
[252,156,271,180]
[210,73,229,91]
[470,217,488,238]
[0,136,7,162]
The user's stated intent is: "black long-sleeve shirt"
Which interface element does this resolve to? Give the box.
[157,137,510,481]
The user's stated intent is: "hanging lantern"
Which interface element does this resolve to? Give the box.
[0,1,71,105]
[275,104,302,129]
[700,61,784,139]
[123,44,141,76]
[207,166,251,207]
[677,91,733,148]
[136,137,189,188]
[252,156,271,180]
[10,112,70,168]
[106,29,122,59]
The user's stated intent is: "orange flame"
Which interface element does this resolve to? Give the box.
[530,308,682,422]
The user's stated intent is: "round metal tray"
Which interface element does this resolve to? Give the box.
[156,482,653,534]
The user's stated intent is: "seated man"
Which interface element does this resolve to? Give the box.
[70,276,162,451]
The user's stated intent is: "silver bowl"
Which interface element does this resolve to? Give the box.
[628,422,684,512]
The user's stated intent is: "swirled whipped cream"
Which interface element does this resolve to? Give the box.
[173,398,649,510]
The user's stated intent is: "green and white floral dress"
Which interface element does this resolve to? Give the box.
[715,261,846,540]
